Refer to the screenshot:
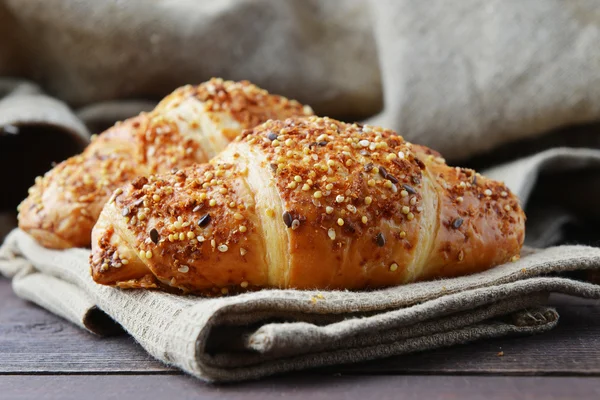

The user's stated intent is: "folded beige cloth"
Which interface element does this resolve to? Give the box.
[3,0,600,383]
[3,148,600,382]
[3,228,600,382]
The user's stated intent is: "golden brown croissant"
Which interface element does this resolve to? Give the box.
[18,79,312,249]
[90,116,525,294]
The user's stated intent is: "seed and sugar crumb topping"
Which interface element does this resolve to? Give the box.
[93,116,523,293]
[239,116,427,248]
[164,78,313,131]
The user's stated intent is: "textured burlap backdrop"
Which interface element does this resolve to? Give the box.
[2,0,600,383]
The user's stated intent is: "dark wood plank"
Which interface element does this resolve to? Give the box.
[0,278,173,373]
[1,278,600,375]
[1,375,599,400]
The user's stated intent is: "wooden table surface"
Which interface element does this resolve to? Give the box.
[1,278,600,399]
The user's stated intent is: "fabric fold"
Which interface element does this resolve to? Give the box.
[2,228,600,382]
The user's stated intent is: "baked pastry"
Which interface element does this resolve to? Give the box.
[18,79,312,249]
[90,116,525,293]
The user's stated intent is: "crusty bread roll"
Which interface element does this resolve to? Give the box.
[90,116,525,294]
[18,79,312,249]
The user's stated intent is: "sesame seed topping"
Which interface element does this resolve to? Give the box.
[233,213,243,220]
[328,228,336,240]
[407,212,415,221]
[209,199,217,206]
[336,195,345,203]
[192,205,202,212]
[267,132,278,141]
[400,190,408,197]
[452,217,464,229]
[359,139,370,147]
[504,204,511,211]
[218,244,229,252]
[302,183,310,191]
[282,211,293,227]
[291,219,300,230]
[178,265,189,273]
[326,206,334,214]
[240,248,247,256]
[198,214,211,227]
[294,175,302,182]
[187,231,195,239]
[266,208,275,218]
[401,206,410,214]
[484,189,493,196]
[221,288,229,294]
[402,184,416,195]
[145,250,153,259]
[375,232,386,247]
[337,218,344,226]
[364,196,372,205]
[501,191,508,197]
[410,196,417,205]
[456,196,464,203]
[361,216,368,224]
[122,207,130,217]
[314,191,323,198]
[240,281,249,288]
[389,263,398,272]
[399,231,406,238]
[149,228,159,244]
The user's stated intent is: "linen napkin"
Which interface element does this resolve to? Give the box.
[3,147,600,382]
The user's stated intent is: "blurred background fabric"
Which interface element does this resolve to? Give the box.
[2,0,600,245]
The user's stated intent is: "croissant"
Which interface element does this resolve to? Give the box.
[18,79,312,249]
[90,116,525,293]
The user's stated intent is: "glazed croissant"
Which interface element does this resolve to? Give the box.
[18,78,312,249]
[90,116,525,293]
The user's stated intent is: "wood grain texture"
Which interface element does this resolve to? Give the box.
[0,279,172,373]
[1,279,599,375]
[1,375,599,400]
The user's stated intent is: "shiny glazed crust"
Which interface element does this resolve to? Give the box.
[18,79,312,249]
[90,116,525,294]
